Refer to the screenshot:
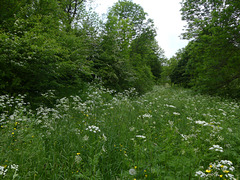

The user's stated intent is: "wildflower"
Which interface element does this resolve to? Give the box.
[136,135,146,139]
[195,171,206,177]
[77,153,80,155]
[83,135,89,141]
[195,120,209,126]
[102,134,107,141]
[209,145,224,152]
[102,145,106,152]
[10,164,18,171]
[86,125,101,133]
[206,169,211,173]
[142,113,152,118]
[173,112,180,115]
[0,166,8,176]
[129,168,136,175]
[165,104,176,108]
[228,128,233,132]
[223,170,229,173]
[196,160,236,179]
[75,155,82,164]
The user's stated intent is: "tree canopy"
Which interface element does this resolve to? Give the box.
[0,0,165,101]
[167,0,240,98]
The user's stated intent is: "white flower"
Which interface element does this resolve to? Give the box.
[165,104,176,108]
[83,135,89,141]
[102,145,106,152]
[0,166,8,176]
[180,134,188,140]
[195,120,209,126]
[75,155,82,164]
[136,135,146,139]
[10,164,18,171]
[187,117,193,120]
[228,128,233,132]
[129,168,136,175]
[209,145,223,152]
[220,160,233,166]
[142,113,152,118]
[173,112,180,116]
[86,125,101,133]
[102,134,107,141]
[195,171,206,177]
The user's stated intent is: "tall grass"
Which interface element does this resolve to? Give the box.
[1,85,239,179]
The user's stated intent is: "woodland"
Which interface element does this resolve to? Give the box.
[0,0,240,100]
[1,1,240,179]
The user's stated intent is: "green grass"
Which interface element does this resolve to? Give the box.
[1,85,240,179]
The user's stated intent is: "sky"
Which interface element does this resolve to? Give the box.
[90,0,189,59]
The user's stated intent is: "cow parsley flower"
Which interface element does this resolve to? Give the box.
[136,135,146,139]
[173,112,180,116]
[209,145,224,152]
[0,165,8,176]
[195,160,236,180]
[142,113,152,118]
[86,125,101,133]
[10,164,18,171]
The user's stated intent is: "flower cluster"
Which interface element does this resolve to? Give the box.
[86,125,101,133]
[141,113,152,118]
[0,164,19,177]
[0,166,7,176]
[164,104,176,108]
[195,160,236,179]
[209,145,224,152]
[173,112,180,116]
[136,135,146,139]
[195,120,209,126]
[75,153,82,164]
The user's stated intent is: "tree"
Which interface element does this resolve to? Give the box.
[0,0,93,98]
[161,49,183,84]
[180,0,240,97]
[170,45,191,87]
[94,0,164,93]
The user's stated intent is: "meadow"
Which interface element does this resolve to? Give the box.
[1,84,240,179]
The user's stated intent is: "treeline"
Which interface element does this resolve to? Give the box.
[162,0,240,98]
[0,0,164,99]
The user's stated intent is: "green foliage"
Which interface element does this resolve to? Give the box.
[0,0,95,99]
[179,0,240,98]
[1,85,240,179]
[92,0,163,94]
[0,0,164,101]
[170,46,191,88]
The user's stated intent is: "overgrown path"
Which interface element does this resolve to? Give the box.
[1,85,239,179]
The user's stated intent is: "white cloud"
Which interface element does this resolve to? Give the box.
[93,0,189,58]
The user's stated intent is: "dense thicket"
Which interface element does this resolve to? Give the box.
[168,0,240,98]
[0,0,164,100]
